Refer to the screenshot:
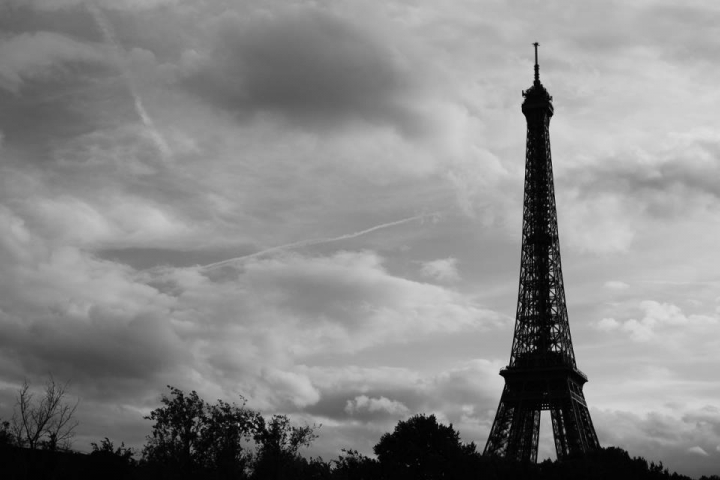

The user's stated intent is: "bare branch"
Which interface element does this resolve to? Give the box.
[10,376,80,450]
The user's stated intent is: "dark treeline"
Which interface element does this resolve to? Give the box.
[2,385,719,480]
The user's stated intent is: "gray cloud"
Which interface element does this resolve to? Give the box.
[0,310,186,385]
[302,359,503,423]
[683,406,720,437]
[0,32,108,93]
[8,0,179,12]
[182,9,432,136]
[0,32,134,164]
[0,3,100,42]
[558,132,720,220]
[0,237,499,418]
[638,4,720,65]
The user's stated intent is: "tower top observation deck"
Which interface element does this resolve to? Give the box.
[522,42,553,115]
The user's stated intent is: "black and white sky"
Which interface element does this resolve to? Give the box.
[0,0,719,477]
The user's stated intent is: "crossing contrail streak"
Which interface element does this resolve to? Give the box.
[199,212,440,271]
[87,2,172,160]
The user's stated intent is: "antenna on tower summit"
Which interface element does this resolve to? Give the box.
[533,42,540,82]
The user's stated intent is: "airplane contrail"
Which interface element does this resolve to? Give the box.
[199,212,440,271]
[87,2,172,160]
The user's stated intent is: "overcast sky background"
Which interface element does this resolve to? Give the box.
[0,0,719,477]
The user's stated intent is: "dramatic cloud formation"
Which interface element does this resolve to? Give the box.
[0,0,719,477]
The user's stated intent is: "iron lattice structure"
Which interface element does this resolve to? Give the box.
[483,44,600,463]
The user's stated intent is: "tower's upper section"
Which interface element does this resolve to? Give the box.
[522,43,553,117]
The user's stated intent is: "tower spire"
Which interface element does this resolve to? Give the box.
[483,48,600,463]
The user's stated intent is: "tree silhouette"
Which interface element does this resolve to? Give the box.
[143,386,260,478]
[142,387,207,473]
[332,449,380,480]
[90,437,137,465]
[197,398,259,477]
[373,414,479,480]
[0,419,13,446]
[89,437,137,480]
[2,381,707,480]
[251,414,319,480]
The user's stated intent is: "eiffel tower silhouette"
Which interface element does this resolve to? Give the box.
[483,44,601,463]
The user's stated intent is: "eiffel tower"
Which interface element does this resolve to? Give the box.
[483,44,600,463]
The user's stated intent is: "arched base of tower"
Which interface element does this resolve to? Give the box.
[483,366,600,463]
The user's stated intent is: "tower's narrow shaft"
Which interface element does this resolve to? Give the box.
[483,44,600,462]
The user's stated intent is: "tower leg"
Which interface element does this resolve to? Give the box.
[550,405,570,459]
[550,393,600,459]
[484,387,514,457]
[484,384,541,463]
[506,406,540,463]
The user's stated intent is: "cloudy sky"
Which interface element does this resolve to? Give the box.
[0,0,719,476]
